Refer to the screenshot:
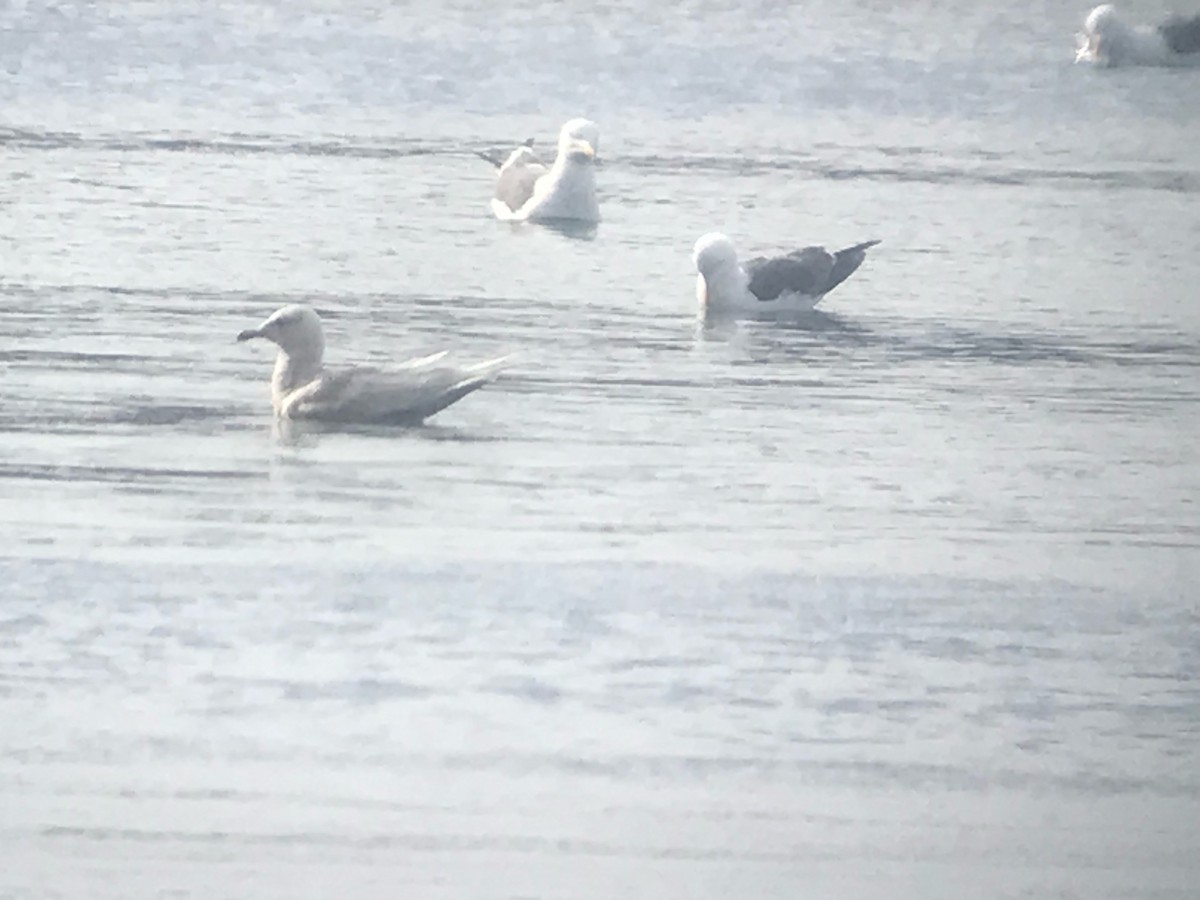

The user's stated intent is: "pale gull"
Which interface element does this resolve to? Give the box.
[1076,4,1200,67]
[488,118,600,224]
[236,304,511,425]
[692,233,880,318]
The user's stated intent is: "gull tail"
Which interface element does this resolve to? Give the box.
[825,240,881,297]
[400,351,450,370]
[413,354,517,422]
[462,353,519,381]
[839,239,881,255]
[446,353,517,400]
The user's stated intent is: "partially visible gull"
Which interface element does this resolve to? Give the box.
[692,233,880,318]
[487,118,600,224]
[1076,4,1200,66]
[236,304,511,425]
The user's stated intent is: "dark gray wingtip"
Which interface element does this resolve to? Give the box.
[475,137,536,169]
[474,150,505,168]
[822,240,881,297]
[843,239,881,254]
[1160,13,1200,54]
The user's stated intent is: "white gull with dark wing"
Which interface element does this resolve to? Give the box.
[1076,4,1200,66]
[692,232,879,317]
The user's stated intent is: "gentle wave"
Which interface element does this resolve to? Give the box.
[4,126,1198,194]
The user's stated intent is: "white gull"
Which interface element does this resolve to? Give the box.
[236,304,511,425]
[486,118,600,224]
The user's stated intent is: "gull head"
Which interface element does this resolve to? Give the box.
[237,303,326,362]
[562,118,600,153]
[558,118,600,163]
[1077,4,1131,64]
[692,232,740,277]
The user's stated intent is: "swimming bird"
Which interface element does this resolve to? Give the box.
[1076,4,1200,66]
[692,233,880,318]
[488,118,600,224]
[236,304,511,425]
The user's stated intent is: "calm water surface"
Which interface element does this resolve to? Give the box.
[1,1,1198,897]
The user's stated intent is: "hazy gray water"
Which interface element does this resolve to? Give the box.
[2,1,1199,897]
